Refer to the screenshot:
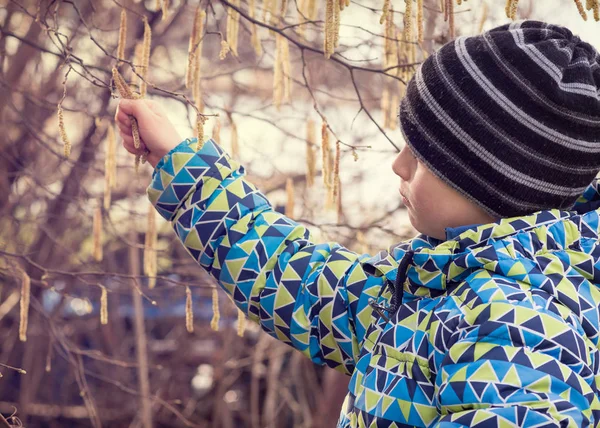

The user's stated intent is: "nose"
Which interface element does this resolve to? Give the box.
[392,146,412,182]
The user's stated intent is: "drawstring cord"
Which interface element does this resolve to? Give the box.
[369,251,414,323]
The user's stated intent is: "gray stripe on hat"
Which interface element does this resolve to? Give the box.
[456,36,599,152]
[401,99,552,214]
[509,21,600,98]
[432,48,596,175]
[414,65,587,196]
[483,31,600,128]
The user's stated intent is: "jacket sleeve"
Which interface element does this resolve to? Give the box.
[146,137,386,375]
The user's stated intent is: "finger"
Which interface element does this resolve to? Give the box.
[120,130,147,153]
[117,120,131,134]
[116,111,131,126]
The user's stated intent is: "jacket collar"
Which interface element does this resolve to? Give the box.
[364,178,600,291]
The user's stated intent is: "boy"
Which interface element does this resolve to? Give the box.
[116,20,600,427]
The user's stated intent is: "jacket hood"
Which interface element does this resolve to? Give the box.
[364,178,600,343]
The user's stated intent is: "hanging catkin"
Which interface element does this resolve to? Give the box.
[273,34,291,109]
[186,286,194,333]
[219,40,231,60]
[161,0,169,20]
[416,0,424,42]
[230,120,239,159]
[332,141,340,202]
[594,1,599,21]
[226,0,240,57]
[117,9,127,61]
[403,0,413,42]
[574,0,588,20]
[19,267,30,342]
[285,178,295,217]
[249,0,263,56]
[58,103,70,158]
[447,0,455,38]
[100,286,108,325]
[104,125,117,210]
[196,113,207,151]
[379,0,390,24]
[212,117,221,144]
[333,0,341,48]
[237,308,246,337]
[321,121,331,190]
[186,6,205,89]
[112,67,144,173]
[324,0,335,58]
[210,288,220,331]
[139,16,152,98]
[144,206,157,289]
[92,203,103,262]
[306,119,316,188]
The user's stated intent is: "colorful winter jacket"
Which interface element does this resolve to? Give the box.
[147,137,600,427]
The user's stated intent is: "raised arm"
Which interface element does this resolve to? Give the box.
[147,137,390,375]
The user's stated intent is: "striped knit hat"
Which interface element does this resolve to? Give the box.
[399,20,600,218]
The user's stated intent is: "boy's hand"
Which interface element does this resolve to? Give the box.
[115,99,182,169]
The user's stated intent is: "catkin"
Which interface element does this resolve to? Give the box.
[594,1,599,21]
[237,308,246,337]
[112,67,144,172]
[219,40,231,60]
[380,0,390,24]
[332,141,340,201]
[574,0,588,20]
[448,0,455,38]
[416,0,424,42]
[144,207,157,289]
[186,286,194,333]
[230,121,239,159]
[226,0,240,57]
[333,0,341,48]
[212,118,221,144]
[161,0,169,20]
[403,0,413,42]
[100,286,108,325]
[186,6,205,89]
[324,0,334,58]
[321,121,331,189]
[210,288,220,331]
[58,105,71,158]
[273,34,291,109]
[249,0,263,55]
[510,0,519,21]
[196,114,207,151]
[93,204,103,262]
[19,267,30,342]
[140,16,152,98]
[117,9,127,61]
[285,178,294,217]
[104,125,117,210]
[336,179,343,223]
[306,119,316,188]
[505,0,512,18]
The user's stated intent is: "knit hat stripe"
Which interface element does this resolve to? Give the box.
[413,65,585,196]
[482,32,600,129]
[430,47,597,175]
[455,36,599,153]
[509,23,600,98]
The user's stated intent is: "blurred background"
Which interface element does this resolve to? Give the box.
[0,0,598,426]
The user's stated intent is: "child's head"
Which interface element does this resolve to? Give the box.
[394,20,600,240]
